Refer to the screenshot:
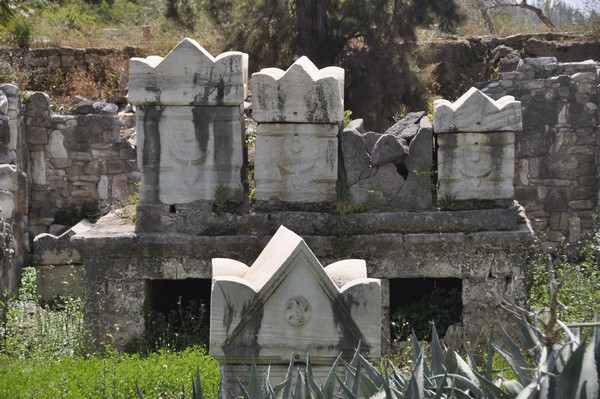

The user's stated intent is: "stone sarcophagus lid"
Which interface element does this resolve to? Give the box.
[129,38,248,106]
[209,225,381,364]
[434,87,522,201]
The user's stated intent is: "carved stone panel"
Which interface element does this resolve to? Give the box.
[254,123,338,202]
[136,105,244,203]
[437,131,515,200]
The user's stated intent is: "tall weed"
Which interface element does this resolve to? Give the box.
[0,267,84,359]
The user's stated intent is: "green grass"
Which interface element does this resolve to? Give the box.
[0,347,220,399]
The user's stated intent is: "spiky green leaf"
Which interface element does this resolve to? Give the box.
[359,354,385,387]
[515,314,540,351]
[273,357,294,399]
[473,370,512,399]
[500,323,533,384]
[336,374,357,399]
[431,323,445,377]
[292,371,306,399]
[134,382,145,399]
[305,353,324,399]
[192,368,204,399]
[405,349,424,399]
[322,353,342,399]
[556,336,591,399]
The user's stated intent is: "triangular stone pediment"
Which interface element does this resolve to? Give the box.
[209,226,381,364]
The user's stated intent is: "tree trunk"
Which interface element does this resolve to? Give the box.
[518,0,556,30]
[478,3,496,34]
[295,0,332,67]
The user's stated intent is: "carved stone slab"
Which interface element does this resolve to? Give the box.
[251,56,344,123]
[136,105,244,203]
[437,131,515,200]
[434,87,522,133]
[129,38,248,106]
[210,225,381,364]
[254,123,338,202]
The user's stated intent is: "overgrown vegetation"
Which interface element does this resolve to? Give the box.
[143,299,210,352]
[528,230,600,324]
[0,267,220,398]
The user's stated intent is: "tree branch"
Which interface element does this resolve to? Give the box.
[517,0,556,30]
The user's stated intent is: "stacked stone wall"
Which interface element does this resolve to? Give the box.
[0,46,141,83]
[0,84,28,300]
[480,58,599,249]
[24,93,138,237]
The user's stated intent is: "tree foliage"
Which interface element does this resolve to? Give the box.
[205,0,464,131]
[0,0,16,27]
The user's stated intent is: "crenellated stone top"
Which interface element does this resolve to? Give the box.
[433,87,522,133]
[129,38,248,106]
[251,56,344,123]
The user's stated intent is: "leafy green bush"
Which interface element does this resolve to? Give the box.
[10,16,33,49]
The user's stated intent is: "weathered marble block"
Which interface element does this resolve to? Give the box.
[254,123,338,202]
[129,38,248,106]
[437,132,515,200]
[136,105,244,203]
[210,225,381,365]
[252,56,344,123]
[434,87,522,133]
[434,87,521,201]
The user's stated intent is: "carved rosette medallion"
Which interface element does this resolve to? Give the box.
[283,296,312,326]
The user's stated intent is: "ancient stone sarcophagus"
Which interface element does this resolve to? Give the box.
[129,39,248,204]
[434,87,522,201]
[210,225,381,365]
[251,57,344,203]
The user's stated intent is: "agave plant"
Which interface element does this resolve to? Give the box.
[233,327,495,399]
[487,255,600,399]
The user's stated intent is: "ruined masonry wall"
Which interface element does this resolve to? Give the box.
[479,59,600,250]
[25,92,138,238]
[0,84,27,300]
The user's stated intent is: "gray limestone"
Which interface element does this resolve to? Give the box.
[340,114,433,209]
[369,134,408,166]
